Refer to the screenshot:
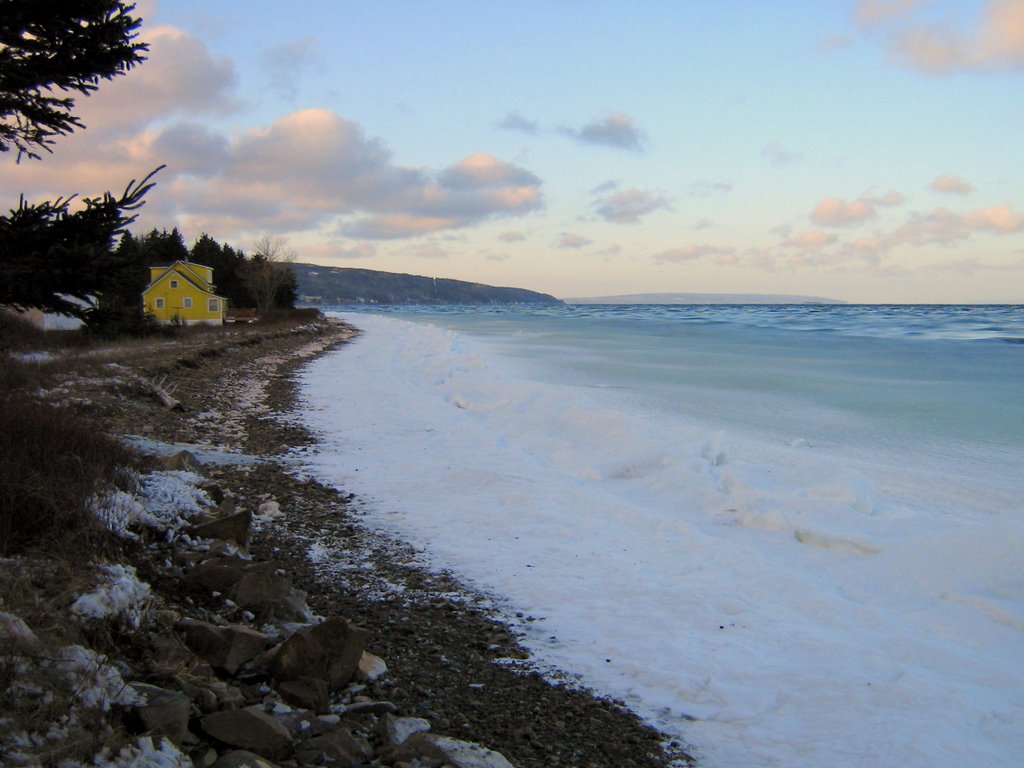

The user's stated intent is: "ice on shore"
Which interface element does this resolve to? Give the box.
[299,311,1024,768]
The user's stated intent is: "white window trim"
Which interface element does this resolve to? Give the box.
[209,298,219,312]
[155,298,165,309]
[183,297,193,309]
[169,279,179,289]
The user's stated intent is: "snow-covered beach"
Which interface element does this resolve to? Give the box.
[300,305,1024,768]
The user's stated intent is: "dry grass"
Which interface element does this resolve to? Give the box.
[0,386,136,558]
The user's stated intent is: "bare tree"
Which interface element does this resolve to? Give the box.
[243,235,296,315]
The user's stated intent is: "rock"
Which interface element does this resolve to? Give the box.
[180,619,269,675]
[209,749,280,768]
[394,734,516,768]
[379,713,432,748]
[294,727,372,767]
[256,500,283,520]
[278,677,329,713]
[129,683,192,745]
[355,650,387,682]
[185,556,248,594]
[269,617,370,692]
[191,509,252,549]
[230,563,313,624]
[161,449,207,475]
[200,706,292,758]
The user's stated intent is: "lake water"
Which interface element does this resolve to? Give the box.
[297,304,1024,768]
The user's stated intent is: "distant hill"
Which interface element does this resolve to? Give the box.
[564,292,845,305]
[292,263,563,306]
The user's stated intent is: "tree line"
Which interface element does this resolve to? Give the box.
[89,229,298,336]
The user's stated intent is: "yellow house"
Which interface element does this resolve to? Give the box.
[142,260,226,325]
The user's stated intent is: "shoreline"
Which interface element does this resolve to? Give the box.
[4,315,694,767]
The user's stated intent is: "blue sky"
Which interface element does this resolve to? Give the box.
[5,0,1024,302]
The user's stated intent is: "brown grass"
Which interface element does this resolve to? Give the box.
[0,388,136,558]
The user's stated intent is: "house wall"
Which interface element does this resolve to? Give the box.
[143,268,224,325]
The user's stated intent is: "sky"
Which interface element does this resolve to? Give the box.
[4,0,1024,303]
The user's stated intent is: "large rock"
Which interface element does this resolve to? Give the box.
[230,562,313,624]
[209,750,279,768]
[179,619,269,675]
[191,509,252,550]
[184,556,249,594]
[269,617,369,692]
[184,558,312,624]
[277,677,329,713]
[129,683,191,745]
[394,733,517,768]
[294,727,372,767]
[200,706,292,759]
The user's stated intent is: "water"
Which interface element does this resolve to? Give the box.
[297,304,1024,768]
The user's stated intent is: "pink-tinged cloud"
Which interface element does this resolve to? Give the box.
[783,231,838,249]
[930,174,974,195]
[968,205,1024,233]
[853,0,922,28]
[557,234,593,249]
[811,197,876,226]
[883,0,1024,73]
[499,231,526,242]
[75,25,238,134]
[565,113,646,151]
[592,187,670,224]
[654,244,735,263]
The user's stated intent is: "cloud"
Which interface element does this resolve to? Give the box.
[497,112,539,134]
[811,196,876,226]
[692,218,713,230]
[690,180,733,197]
[930,174,973,195]
[498,231,526,242]
[654,244,735,263]
[557,233,592,249]
[968,204,1024,233]
[75,25,238,134]
[853,0,922,28]
[302,242,376,260]
[564,113,646,151]
[863,189,905,207]
[783,230,838,249]
[178,110,543,239]
[592,187,670,224]
[762,141,802,166]
[261,37,321,101]
[860,0,1024,73]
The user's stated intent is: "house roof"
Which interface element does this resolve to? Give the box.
[144,261,225,300]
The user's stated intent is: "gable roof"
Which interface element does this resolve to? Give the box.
[144,261,224,299]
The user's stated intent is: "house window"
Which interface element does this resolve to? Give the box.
[170,279,179,289]
[183,297,193,309]
[155,298,165,309]
[209,298,220,312]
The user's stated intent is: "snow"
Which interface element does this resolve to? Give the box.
[71,564,151,629]
[58,737,191,768]
[298,312,1024,768]
[52,645,144,711]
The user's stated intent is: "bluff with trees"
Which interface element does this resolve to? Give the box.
[291,263,562,306]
